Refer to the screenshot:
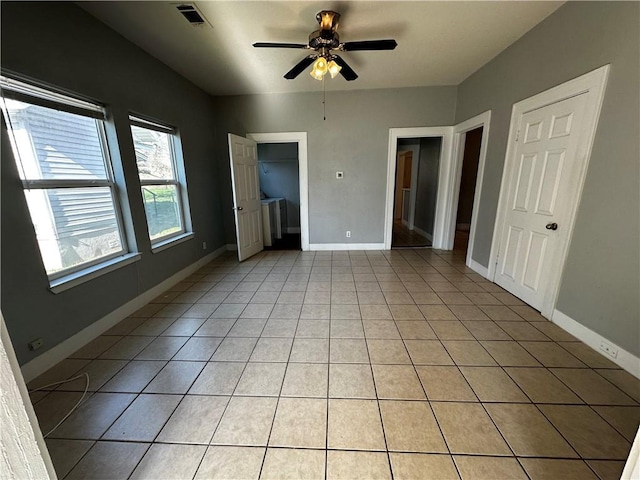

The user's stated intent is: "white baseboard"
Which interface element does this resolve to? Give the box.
[286,227,301,234]
[552,309,640,379]
[309,243,385,251]
[413,226,432,242]
[226,243,237,251]
[21,245,229,383]
[468,259,489,279]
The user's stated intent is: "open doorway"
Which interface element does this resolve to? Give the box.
[228,132,308,261]
[247,132,309,252]
[453,127,482,251]
[447,111,491,272]
[392,137,443,247]
[256,142,301,250]
[385,127,453,250]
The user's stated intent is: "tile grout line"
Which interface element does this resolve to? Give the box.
[361,304,396,480]
[405,331,463,480]
[255,259,305,480]
[324,259,332,480]
[185,253,278,478]
[119,303,219,480]
[188,256,275,479]
[391,254,525,477]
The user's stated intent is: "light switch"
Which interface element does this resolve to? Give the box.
[336,171,344,179]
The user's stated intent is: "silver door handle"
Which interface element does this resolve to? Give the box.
[236,206,243,211]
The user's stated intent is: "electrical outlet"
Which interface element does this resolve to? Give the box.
[28,338,44,351]
[346,231,351,238]
[202,241,207,250]
[600,340,618,359]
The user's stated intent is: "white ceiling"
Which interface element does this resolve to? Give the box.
[79,1,564,96]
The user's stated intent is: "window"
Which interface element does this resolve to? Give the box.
[129,115,190,246]
[1,76,129,280]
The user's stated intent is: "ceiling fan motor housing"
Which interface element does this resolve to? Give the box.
[309,30,340,50]
[313,10,340,44]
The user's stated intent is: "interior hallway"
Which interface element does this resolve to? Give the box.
[28,246,639,479]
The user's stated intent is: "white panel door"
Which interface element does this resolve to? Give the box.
[228,133,263,261]
[495,94,587,310]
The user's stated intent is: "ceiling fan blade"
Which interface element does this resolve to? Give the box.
[333,55,358,81]
[342,39,397,51]
[284,55,316,79]
[253,42,308,49]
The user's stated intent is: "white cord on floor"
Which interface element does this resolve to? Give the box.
[29,372,90,438]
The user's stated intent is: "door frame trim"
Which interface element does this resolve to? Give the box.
[247,132,309,251]
[488,65,610,318]
[449,111,492,266]
[384,127,454,250]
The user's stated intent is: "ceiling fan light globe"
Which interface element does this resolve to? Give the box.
[310,69,325,81]
[314,57,328,73]
[310,57,329,80]
[327,60,342,78]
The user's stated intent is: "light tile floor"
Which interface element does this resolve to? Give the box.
[28,248,639,479]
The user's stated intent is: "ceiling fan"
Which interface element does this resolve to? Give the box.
[253,10,397,81]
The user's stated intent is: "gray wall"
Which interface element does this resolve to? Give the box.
[414,137,443,237]
[1,2,226,364]
[257,143,300,230]
[455,2,640,355]
[213,87,457,245]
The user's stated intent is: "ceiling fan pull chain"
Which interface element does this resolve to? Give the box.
[323,76,326,121]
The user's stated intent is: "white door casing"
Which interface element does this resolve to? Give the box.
[448,111,492,271]
[228,133,263,261]
[489,65,610,318]
[385,127,454,249]
[1,314,55,479]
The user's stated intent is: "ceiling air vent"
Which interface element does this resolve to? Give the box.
[176,4,209,27]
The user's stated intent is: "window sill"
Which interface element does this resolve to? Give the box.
[49,253,142,294]
[151,232,194,254]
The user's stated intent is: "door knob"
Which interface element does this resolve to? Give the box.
[237,206,243,211]
[545,222,558,230]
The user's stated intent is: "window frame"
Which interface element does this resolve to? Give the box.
[1,74,132,282]
[129,114,191,247]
